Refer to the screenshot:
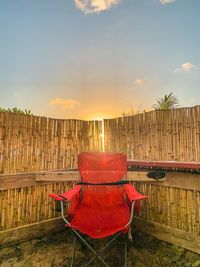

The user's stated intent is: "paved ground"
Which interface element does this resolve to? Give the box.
[0,230,200,267]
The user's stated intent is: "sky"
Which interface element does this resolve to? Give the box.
[0,0,200,120]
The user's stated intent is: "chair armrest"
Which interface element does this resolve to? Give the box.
[123,184,147,202]
[49,185,81,226]
[49,185,81,202]
[59,185,81,201]
[49,193,63,201]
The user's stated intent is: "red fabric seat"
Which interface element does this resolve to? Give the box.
[78,152,127,183]
[49,152,147,266]
[64,152,129,238]
[50,152,147,239]
[68,186,130,238]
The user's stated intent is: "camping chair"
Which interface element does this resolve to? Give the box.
[49,152,147,266]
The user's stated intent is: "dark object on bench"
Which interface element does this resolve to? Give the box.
[147,171,165,180]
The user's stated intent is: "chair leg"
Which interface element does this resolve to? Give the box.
[83,233,120,267]
[71,229,122,267]
[70,236,77,267]
[125,239,127,267]
[72,229,109,267]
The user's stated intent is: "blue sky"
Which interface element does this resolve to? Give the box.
[0,0,200,120]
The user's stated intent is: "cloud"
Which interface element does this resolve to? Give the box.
[134,79,145,85]
[181,62,195,72]
[74,0,121,14]
[49,98,81,111]
[174,62,195,73]
[160,0,176,4]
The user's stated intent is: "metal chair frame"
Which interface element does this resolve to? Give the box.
[60,199,135,267]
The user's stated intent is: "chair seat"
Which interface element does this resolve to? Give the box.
[67,201,130,238]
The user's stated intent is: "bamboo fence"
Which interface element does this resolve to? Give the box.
[1,106,200,174]
[0,113,102,174]
[104,106,200,161]
[0,181,199,236]
[134,182,200,235]
[0,181,76,231]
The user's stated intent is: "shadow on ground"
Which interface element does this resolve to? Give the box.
[0,230,200,267]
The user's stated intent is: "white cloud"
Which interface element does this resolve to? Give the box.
[160,0,176,4]
[74,0,121,14]
[174,62,195,73]
[134,79,145,85]
[49,98,81,111]
[181,62,194,72]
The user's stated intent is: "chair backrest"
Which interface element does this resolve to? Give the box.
[78,152,127,183]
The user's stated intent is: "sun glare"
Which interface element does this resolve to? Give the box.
[86,113,105,152]
[87,115,104,121]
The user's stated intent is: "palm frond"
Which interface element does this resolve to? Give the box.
[153,92,179,110]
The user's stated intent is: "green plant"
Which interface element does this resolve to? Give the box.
[0,107,33,115]
[153,92,179,110]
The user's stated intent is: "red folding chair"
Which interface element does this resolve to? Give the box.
[49,152,147,266]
